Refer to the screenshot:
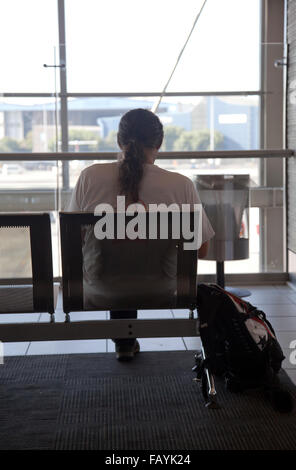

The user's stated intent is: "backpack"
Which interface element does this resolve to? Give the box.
[194,283,293,412]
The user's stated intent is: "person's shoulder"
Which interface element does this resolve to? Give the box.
[157,166,196,192]
[80,162,118,179]
[150,164,193,185]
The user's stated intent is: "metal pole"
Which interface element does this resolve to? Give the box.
[58,0,69,191]
[216,261,225,288]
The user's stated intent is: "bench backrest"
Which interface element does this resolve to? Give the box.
[0,213,54,313]
[60,212,198,313]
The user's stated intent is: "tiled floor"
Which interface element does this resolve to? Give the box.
[1,284,296,384]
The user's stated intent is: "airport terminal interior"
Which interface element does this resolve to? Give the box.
[0,0,296,453]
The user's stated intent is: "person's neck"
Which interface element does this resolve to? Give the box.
[145,156,155,165]
[144,150,157,165]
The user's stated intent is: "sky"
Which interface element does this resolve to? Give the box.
[0,0,261,97]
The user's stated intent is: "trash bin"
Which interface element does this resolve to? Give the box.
[195,174,250,291]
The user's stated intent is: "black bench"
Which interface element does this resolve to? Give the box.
[0,211,217,408]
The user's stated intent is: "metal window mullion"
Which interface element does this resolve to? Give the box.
[283,0,288,273]
[0,90,265,98]
[0,149,292,162]
[259,0,266,272]
[58,0,69,190]
[65,90,263,97]
[259,0,285,274]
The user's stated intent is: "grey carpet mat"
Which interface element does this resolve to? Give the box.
[0,351,295,450]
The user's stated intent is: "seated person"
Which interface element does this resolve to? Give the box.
[67,108,215,360]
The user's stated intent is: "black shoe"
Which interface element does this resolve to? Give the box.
[115,340,140,361]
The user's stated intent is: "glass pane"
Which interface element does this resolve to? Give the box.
[65,0,260,92]
[65,95,260,152]
[0,162,61,277]
[167,0,260,92]
[0,97,60,153]
[164,94,260,152]
[0,0,58,92]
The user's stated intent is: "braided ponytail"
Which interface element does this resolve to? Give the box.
[117,109,163,203]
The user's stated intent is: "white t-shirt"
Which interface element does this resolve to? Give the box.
[67,161,215,244]
[67,162,215,309]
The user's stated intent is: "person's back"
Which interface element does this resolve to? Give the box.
[68,160,204,211]
[67,108,214,360]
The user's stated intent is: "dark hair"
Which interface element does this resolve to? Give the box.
[117,108,163,203]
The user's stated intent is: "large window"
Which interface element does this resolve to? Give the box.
[0,0,286,279]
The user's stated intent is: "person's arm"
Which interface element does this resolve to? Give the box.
[66,172,84,211]
[185,179,215,258]
[198,240,209,259]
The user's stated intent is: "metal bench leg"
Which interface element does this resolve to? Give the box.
[193,342,220,409]
[201,344,219,409]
